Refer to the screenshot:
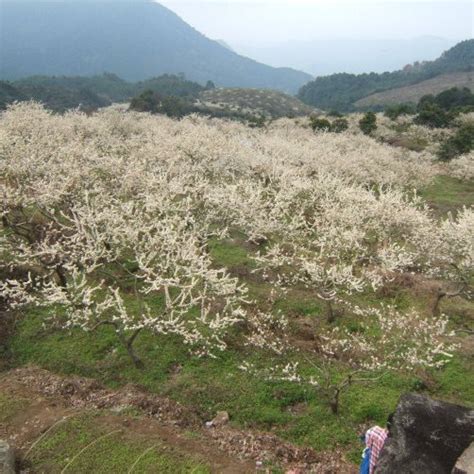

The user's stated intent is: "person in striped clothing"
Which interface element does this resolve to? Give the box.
[365,426,388,473]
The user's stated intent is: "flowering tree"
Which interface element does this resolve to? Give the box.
[0,190,248,367]
[243,305,457,414]
[0,102,469,381]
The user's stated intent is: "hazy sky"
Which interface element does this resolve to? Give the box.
[160,0,473,45]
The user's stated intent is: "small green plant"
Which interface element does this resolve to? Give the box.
[359,112,377,135]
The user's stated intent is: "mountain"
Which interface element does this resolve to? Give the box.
[0,1,311,94]
[233,37,459,77]
[298,39,474,111]
[216,40,235,53]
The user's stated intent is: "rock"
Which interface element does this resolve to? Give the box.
[209,411,230,427]
[0,440,14,474]
[377,393,474,474]
[452,442,474,474]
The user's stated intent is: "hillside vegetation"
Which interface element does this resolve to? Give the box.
[1,102,473,471]
[298,39,474,111]
[0,74,210,112]
[356,72,474,107]
[0,1,311,93]
[199,88,316,118]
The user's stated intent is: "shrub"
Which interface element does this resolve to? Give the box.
[331,118,349,133]
[438,122,474,161]
[384,104,416,120]
[248,115,266,128]
[359,112,377,135]
[434,87,474,111]
[415,102,453,128]
[310,117,332,132]
[129,89,161,113]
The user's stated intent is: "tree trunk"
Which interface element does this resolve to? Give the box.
[330,388,340,414]
[56,266,68,288]
[125,328,144,369]
[93,322,144,369]
[326,300,335,324]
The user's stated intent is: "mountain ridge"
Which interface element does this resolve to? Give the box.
[0,1,312,93]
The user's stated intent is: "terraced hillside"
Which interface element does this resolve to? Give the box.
[356,71,474,107]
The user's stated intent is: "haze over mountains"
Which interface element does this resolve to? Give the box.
[0,1,311,93]
[233,37,461,77]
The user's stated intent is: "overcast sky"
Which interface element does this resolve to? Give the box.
[160,0,473,45]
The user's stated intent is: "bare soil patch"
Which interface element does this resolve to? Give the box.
[0,366,356,473]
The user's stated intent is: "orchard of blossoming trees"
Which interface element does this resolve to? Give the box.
[0,103,472,413]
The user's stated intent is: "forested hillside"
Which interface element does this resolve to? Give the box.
[298,40,474,111]
[0,1,311,93]
[0,74,211,112]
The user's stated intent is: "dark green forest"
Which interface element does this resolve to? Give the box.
[0,74,210,112]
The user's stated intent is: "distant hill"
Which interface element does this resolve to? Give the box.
[0,1,311,94]
[199,88,315,118]
[298,39,474,110]
[0,74,211,112]
[355,71,474,107]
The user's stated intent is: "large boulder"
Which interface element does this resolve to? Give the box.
[0,440,14,474]
[377,393,474,474]
[452,442,474,474]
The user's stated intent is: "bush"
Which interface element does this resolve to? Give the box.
[159,96,196,118]
[438,122,474,161]
[415,102,453,128]
[384,104,416,120]
[129,90,197,118]
[331,118,349,133]
[248,115,266,128]
[435,87,474,110]
[359,112,377,135]
[309,116,348,133]
[310,117,332,132]
[129,89,161,113]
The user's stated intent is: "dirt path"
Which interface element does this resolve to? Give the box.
[0,366,356,473]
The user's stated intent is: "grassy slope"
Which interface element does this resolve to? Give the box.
[419,175,474,216]
[2,175,473,468]
[6,237,474,458]
[355,71,474,107]
[0,393,209,473]
[199,88,316,118]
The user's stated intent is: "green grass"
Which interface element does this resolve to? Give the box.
[25,412,209,473]
[433,355,474,405]
[208,237,255,269]
[5,230,474,464]
[7,239,474,461]
[0,392,28,422]
[420,175,474,216]
[12,306,470,457]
